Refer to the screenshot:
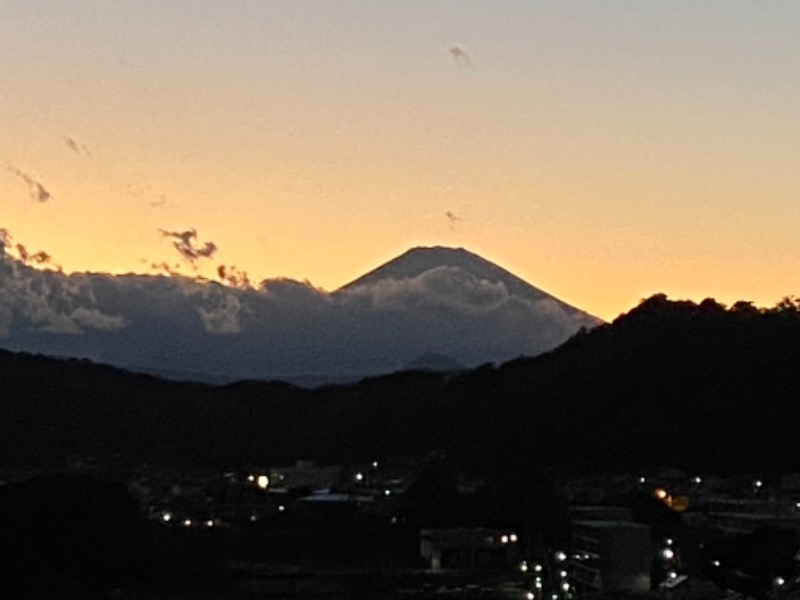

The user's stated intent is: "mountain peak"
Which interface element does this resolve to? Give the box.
[338,246,598,323]
[340,246,521,290]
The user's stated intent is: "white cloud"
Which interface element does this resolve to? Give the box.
[198,293,241,334]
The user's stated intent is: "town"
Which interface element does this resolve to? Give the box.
[4,452,800,599]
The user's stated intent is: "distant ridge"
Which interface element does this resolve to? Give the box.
[5,295,800,473]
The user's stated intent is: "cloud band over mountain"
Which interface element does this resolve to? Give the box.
[0,246,599,381]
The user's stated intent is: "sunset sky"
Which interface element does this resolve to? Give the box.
[2,0,799,321]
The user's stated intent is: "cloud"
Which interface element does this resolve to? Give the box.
[9,242,62,272]
[0,258,597,378]
[6,164,51,202]
[70,307,126,331]
[217,264,252,289]
[63,135,90,157]
[158,228,218,266]
[197,293,242,334]
[150,262,181,277]
[0,228,11,253]
[445,211,462,231]
[0,238,125,338]
[127,183,151,197]
[449,46,473,67]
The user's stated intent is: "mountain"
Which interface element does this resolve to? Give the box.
[0,246,600,382]
[340,246,590,318]
[4,295,800,473]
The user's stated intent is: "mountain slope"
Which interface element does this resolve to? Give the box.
[4,295,800,473]
[339,246,597,321]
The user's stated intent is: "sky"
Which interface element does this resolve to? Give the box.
[1,0,799,322]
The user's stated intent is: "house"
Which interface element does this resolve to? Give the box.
[420,528,520,571]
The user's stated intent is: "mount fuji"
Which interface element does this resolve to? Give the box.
[0,246,601,383]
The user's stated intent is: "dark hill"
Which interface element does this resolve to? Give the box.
[3,294,800,473]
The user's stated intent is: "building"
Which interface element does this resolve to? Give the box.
[420,528,520,571]
[571,519,652,594]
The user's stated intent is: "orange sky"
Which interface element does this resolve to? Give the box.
[2,1,800,321]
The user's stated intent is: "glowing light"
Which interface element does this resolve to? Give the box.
[559,570,568,579]
[754,479,763,488]
[534,564,543,573]
[501,535,509,544]
[775,577,786,587]
[654,488,669,500]
[519,561,529,573]
[526,593,535,600]
[182,518,192,527]
[250,514,258,522]
[639,476,646,484]
[161,512,172,522]
[372,461,379,468]
[384,489,391,496]
[555,551,567,562]
[712,560,721,567]
[205,519,214,528]
[247,474,255,482]
[662,548,675,560]
[665,538,673,546]
[278,505,285,512]
[510,533,518,543]
[561,583,570,591]
[257,475,269,489]
[355,472,364,482]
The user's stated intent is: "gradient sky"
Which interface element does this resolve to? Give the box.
[2,0,799,321]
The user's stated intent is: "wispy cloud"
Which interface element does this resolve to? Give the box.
[16,243,56,267]
[445,211,463,231]
[6,164,51,202]
[158,228,218,266]
[63,135,91,157]
[217,264,252,289]
[449,46,473,68]
[0,229,60,271]
[150,262,181,276]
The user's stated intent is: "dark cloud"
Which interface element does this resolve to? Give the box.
[449,46,473,67]
[217,264,252,289]
[63,135,90,157]
[5,239,62,272]
[0,228,11,254]
[445,211,462,231]
[7,164,51,202]
[158,228,218,266]
[150,262,181,276]
[28,251,52,265]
